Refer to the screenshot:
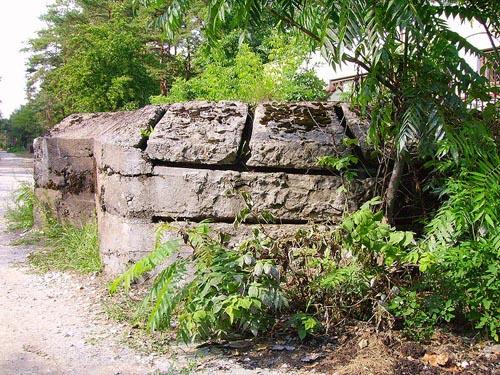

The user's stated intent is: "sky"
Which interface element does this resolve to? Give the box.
[0,0,53,118]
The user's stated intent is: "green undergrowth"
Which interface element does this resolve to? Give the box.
[5,182,35,231]
[110,195,419,343]
[28,219,102,274]
[5,183,102,274]
[112,137,500,343]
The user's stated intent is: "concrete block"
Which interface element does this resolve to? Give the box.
[247,102,351,169]
[95,141,152,176]
[99,167,374,222]
[35,187,96,226]
[146,101,248,165]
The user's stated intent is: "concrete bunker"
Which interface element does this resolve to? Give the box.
[34,101,374,274]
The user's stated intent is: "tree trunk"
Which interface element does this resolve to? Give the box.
[383,156,405,225]
[186,45,191,80]
[160,44,167,96]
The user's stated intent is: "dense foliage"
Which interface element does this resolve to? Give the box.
[111,221,287,342]
[1,104,45,151]
[151,32,327,104]
[25,1,162,125]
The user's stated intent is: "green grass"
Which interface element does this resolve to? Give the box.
[29,220,103,274]
[5,182,102,274]
[5,182,35,231]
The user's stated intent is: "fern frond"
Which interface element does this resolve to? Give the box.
[319,264,364,289]
[109,239,181,294]
[146,261,189,331]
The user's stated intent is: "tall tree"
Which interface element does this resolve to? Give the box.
[47,17,157,113]
[25,0,214,125]
[6,104,44,150]
[26,0,160,124]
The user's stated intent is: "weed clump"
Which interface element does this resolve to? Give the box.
[5,182,35,231]
[5,183,102,274]
[28,220,102,274]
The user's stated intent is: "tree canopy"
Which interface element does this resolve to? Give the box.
[21,0,326,130]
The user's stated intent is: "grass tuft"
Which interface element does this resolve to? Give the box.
[29,219,103,274]
[5,182,35,231]
[5,182,103,274]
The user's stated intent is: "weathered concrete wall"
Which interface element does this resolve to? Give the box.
[34,101,374,274]
[33,132,95,225]
[33,107,167,224]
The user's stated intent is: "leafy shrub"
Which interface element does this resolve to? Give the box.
[395,120,500,341]
[287,313,322,340]
[390,290,455,341]
[281,70,329,102]
[150,33,327,104]
[341,198,416,267]
[282,197,418,330]
[111,222,287,343]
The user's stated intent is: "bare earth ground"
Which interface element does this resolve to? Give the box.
[1,150,499,375]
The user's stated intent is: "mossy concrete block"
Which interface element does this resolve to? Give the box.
[44,106,167,147]
[92,105,167,176]
[247,101,351,169]
[33,106,168,224]
[34,101,377,275]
